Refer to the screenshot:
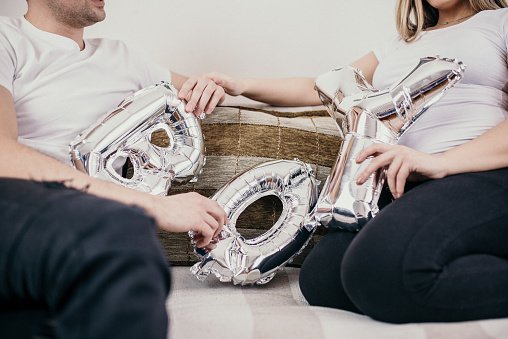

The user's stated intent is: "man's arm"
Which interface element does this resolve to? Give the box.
[0,86,224,247]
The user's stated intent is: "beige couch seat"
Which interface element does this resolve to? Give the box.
[168,267,508,339]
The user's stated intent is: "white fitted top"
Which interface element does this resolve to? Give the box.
[373,8,508,154]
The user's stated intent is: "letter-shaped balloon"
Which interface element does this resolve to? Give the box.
[69,82,205,196]
[314,56,465,231]
[191,159,319,285]
[190,56,464,285]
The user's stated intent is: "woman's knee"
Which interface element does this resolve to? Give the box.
[299,231,360,311]
[340,223,408,322]
[299,250,325,306]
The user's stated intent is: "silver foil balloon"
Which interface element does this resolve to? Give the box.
[314,56,465,231]
[69,82,205,196]
[191,159,319,285]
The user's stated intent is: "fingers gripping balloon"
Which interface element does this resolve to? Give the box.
[190,56,465,286]
[69,82,205,196]
[314,56,465,231]
[191,160,319,286]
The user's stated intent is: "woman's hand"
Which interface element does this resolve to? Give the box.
[203,72,247,97]
[355,144,449,198]
[177,75,226,116]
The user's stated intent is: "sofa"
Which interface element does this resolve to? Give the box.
[156,105,508,339]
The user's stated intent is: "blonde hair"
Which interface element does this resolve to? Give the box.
[396,0,508,42]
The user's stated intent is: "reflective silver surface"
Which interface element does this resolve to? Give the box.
[314,56,465,231]
[69,82,204,196]
[190,56,465,285]
[191,159,319,285]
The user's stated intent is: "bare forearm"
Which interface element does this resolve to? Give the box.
[240,77,321,106]
[237,52,380,107]
[0,139,154,211]
[170,71,187,90]
[440,119,508,175]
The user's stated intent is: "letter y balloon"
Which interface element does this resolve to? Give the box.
[314,56,465,231]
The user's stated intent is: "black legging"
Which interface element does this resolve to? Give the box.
[0,179,171,339]
[299,167,508,323]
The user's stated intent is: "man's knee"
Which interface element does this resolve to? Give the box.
[44,199,171,306]
[77,204,170,282]
[83,203,160,253]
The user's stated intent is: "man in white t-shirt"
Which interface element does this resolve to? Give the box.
[0,1,226,338]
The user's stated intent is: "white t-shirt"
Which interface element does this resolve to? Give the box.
[0,16,171,163]
[373,8,508,154]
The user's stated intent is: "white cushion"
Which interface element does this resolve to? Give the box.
[168,267,508,339]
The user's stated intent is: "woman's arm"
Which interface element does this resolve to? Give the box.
[203,74,321,107]
[356,119,508,198]
[180,52,380,107]
[350,51,379,85]
[224,76,321,107]
[438,118,508,174]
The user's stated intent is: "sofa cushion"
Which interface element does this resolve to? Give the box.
[156,105,342,266]
[168,266,508,339]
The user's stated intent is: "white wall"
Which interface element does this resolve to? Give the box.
[0,0,396,102]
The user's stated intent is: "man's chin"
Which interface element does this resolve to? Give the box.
[85,11,106,26]
[94,7,107,21]
[96,12,106,23]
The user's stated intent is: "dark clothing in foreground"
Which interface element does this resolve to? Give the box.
[0,178,171,339]
[300,168,508,323]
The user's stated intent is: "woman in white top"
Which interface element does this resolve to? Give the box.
[186,0,508,323]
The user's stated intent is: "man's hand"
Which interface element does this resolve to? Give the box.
[146,192,226,248]
[177,75,225,116]
[355,144,449,199]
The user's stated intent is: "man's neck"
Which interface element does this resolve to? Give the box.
[25,6,85,50]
